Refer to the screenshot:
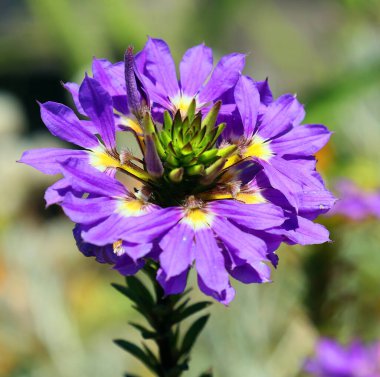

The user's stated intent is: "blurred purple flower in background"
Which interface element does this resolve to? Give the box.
[19,37,335,304]
[328,180,380,220]
[305,338,380,377]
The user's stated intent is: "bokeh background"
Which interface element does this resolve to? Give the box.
[1,0,380,376]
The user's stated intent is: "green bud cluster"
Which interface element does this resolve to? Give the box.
[145,100,236,180]
[142,100,237,202]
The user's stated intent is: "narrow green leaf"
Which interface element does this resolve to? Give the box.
[125,276,155,308]
[114,339,159,374]
[129,322,157,339]
[181,315,210,355]
[171,301,212,324]
[199,371,213,377]
[111,283,141,305]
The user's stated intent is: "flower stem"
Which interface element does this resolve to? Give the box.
[113,261,212,377]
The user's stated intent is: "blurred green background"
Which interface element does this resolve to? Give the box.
[1,0,380,376]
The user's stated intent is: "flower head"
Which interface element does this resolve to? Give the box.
[19,38,334,304]
[305,338,380,377]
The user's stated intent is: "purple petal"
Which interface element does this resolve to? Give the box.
[79,75,116,150]
[74,224,117,262]
[179,44,213,97]
[228,261,272,284]
[63,82,85,114]
[92,58,125,96]
[60,158,126,197]
[283,216,331,245]
[298,189,337,219]
[159,222,195,279]
[62,193,117,224]
[82,213,132,245]
[92,58,128,114]
[210,201,285,230]
[211,217,267,262]
[157,268,189,295]
[44,178,71,206]
[198,275,235,306]
[18,148,88,175]
[198,53,245,104]
[271,124,332,156]
[194,228,231,303]
[40,102,99,148]
[260,157,321,208]
[258,94,305,140]
[144,37,180,100]
[120,208,182,243]
[234,75,260,138]
[114,254,145,276]
[255,78,273,106]
[116,241,152,262]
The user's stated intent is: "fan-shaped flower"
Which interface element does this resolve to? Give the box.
[19,38,334,304]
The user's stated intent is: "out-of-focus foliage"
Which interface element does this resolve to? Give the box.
[1,1,380,376]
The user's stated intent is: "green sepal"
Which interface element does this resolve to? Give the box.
[186,164,205,176]
[201,158,227,185]
[152,133,166,159]
[192,124,207,147]
[217,144,238,158]
[181,142,194,156]
[158,129,172,148]
[163,110,173,132]
[186,98,197,123]
[172,111,184,148]
[166,153,180,167]
[169,167,184,182]
[198,149,218,164]
[180,155,197,166]
[200,123,226,153]
[201,101,221,132]
[143,112,156,135]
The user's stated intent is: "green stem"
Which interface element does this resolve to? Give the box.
[113,261,211,377]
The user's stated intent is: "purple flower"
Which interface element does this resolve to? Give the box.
[136,37,245,119]
[305,338,380,377]
[19,38,334,304]
[223,75,332,209]
[328,180,380,220]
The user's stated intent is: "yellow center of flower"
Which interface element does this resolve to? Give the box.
[171,94,194,116]
[236,192,267,204]
[182,208,213,230]
[225,136,273,168]
[89,147,121,172]
[244,136,273,161]
[117,199,146,217]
